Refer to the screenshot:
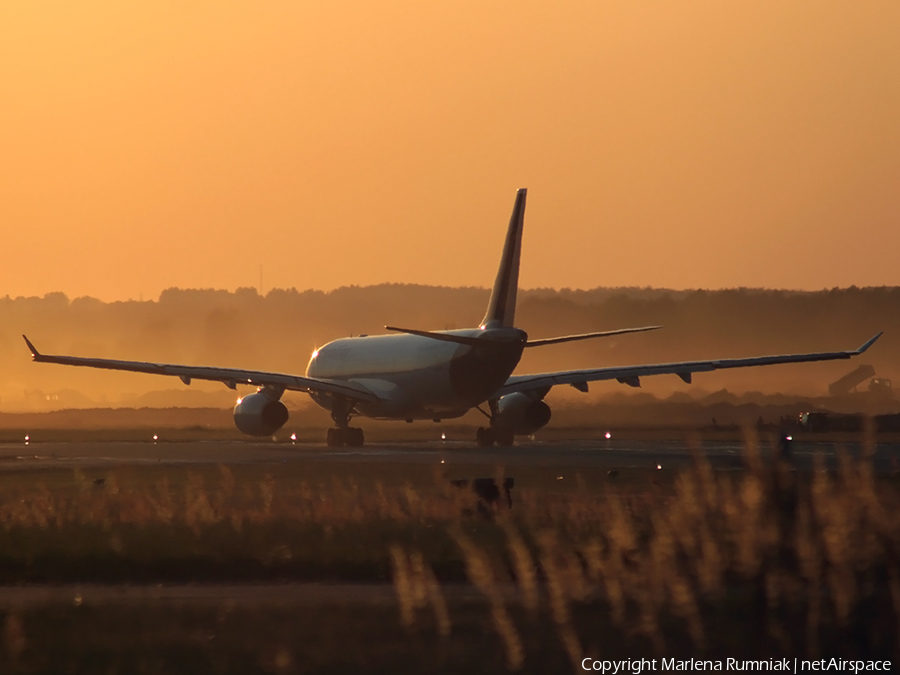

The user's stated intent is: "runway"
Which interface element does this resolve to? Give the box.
[0,582,430,610]
[0,436,897,473]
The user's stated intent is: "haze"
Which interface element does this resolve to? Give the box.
[2,2,899,302]
[2,286,894,410]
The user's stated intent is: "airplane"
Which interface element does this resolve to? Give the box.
[23,189,882,447]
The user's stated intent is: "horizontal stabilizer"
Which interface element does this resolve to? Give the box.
[384,325,528,348]
[384,326,487,347]
[386,324,661,349]
[525,325,662,347]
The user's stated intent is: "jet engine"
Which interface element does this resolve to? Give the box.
[233,390,289,436]
[492,392,551,435]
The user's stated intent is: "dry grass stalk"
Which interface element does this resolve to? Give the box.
[502,521,539,615]
[537,530,584,670]
[451,527,523,671]
[389,545,451,637]
[389,545,416,628]
[416,551,452,637]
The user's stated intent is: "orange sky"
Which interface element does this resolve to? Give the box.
[2,1,899,302]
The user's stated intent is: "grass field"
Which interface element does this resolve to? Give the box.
[0,431,898,672]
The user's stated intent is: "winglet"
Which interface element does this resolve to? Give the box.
[22,335,40,358]
[855,332,883,355]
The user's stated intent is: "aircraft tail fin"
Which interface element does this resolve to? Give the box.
[481,188,527,329]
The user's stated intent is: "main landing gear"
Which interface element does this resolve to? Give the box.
[475,399,514,446]
[326,396,365,447]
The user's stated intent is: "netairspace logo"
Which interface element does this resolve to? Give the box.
[581,658,893,673]
[799,661,891,673]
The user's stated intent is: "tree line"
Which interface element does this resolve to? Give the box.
[0,285,895,410]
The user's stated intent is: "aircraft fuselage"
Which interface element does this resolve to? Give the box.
[306,330,525,420]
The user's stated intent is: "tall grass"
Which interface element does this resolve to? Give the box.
[406,430,900,666]
[0,433,897,666]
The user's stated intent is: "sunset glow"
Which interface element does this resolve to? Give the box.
[2,1,898,301]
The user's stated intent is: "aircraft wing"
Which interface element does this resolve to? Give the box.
[493,332,884,398]
[22,336,380,403]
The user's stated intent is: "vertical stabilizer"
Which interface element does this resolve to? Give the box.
[481,189,527,329]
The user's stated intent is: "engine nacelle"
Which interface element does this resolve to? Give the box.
[233,390,289,436]
[492,392,551,435]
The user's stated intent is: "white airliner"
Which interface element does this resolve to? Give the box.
[24,189,881,447]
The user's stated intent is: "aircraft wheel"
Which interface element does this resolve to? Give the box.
[475,427,494,446]
[326,428,344,447]
[347,427,365,447]
[495,429,515,446]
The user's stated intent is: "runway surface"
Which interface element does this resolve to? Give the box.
[0,437,898,473]
[0,582,438,610]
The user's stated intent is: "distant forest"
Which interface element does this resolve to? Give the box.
[0,285,896,411]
